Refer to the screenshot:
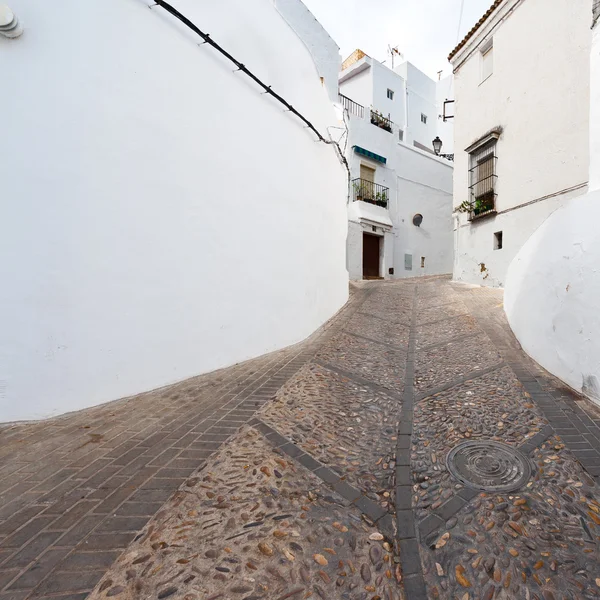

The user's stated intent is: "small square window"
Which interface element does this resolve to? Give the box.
[481,41,493,82]
[494,231,503,250]
[421,113,427,124]
[387,89,394,100]
[420,257,426,268]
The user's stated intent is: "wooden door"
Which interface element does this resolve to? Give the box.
[360,165,375,201]
[363,233,380,279]
[360,165,375,182]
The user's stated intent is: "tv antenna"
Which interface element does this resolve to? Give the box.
[387,45,403,69]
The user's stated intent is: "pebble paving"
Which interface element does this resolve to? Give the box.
[6,276,600,600]
[260,363,400,506]
[87,427,402,600]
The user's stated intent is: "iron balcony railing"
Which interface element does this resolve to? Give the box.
[339,93,365,118]
[352,178,389,208]
[370,109,393,133]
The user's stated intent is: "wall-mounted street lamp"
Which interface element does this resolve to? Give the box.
[432,136,454,161]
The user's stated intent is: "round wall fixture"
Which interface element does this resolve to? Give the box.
[412,213,423,227]
[0,5,23,38]
[446,440,531,493]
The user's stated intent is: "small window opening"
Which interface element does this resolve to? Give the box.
[494,231,503,250]
[421,257,425,268]
[481,40,493,82]
[387,88,394,100]
[398,129,404,142]
[421,113,427,124]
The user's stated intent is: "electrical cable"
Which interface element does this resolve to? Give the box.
[150,0,351,181]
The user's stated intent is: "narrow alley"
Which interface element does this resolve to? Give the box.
[1,277,600,600]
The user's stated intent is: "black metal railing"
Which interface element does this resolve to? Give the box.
[370,109,393,133]
[352,178,389,207]
[339,93,364,118]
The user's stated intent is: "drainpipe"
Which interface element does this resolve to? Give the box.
[0,5,23,38]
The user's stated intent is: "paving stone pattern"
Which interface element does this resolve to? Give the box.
[87,426,402,600]
[0,284,375,600]
[407,278,600,600]
[4,277,600,600]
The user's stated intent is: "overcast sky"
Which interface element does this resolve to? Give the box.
[301,0,492,80]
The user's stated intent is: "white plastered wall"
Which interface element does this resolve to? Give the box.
[504,15,600,404]
[0,0,349,421]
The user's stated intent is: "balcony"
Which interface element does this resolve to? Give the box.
[339,93,365,118]
[370,109,393,133]
[352,178,389,208]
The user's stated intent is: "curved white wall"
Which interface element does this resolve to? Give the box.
[0,0,348,422]
[504,190,600,403]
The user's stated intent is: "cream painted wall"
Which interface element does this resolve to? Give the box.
[451,0,591,287]
[0,0,348,422]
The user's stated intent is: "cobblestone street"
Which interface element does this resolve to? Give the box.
[3,277,600,600]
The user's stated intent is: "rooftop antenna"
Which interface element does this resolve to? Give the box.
[387,45,403,69]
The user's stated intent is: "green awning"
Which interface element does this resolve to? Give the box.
[353,145,387,164]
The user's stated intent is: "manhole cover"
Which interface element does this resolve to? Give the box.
[446,441,531,492]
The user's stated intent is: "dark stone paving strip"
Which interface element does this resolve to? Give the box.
[342,330,406,351]
[395,286,428,600]
[0,286,378,600]
[419,331,481,352]
[416,313,470,328]
[519,423,554,455]
[249,418,395,537]
[313,359,403,400]
[414,361,505,401]
[462,290,600,480]
[356,311,410,327]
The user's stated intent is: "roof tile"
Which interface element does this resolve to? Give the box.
[448,0,504,62]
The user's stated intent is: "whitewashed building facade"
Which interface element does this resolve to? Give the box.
[503,2,600,405]
[450,0,591,288]
[0,0,348,421]
[338,51,455,280]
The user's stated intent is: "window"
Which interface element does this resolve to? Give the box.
[398,129,404,142]
[387,88,394,100]
[481,40,493,82]
[421,113,428,124]
[404,253,413,271]
[494,231,503,250]
[468,140,497,218]
[420,257,426,268]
